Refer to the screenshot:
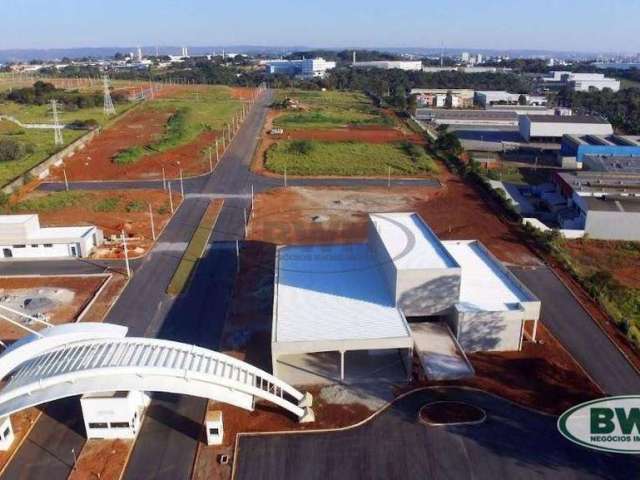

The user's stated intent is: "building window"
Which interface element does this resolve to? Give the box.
[31,244,39,248]
[110,422,129,429]
[2,427,9,438]
[209,428,220,436]
[44,244,53,248]
[12,245,25,248]
[88,422,108,429]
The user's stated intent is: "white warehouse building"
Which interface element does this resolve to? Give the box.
[352,60,423,71]
[519,115,614,142]
[271,213,540,383]
[261,58,336,79]
[0,214,102,259]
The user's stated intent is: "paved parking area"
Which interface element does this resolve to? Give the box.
[234,387,640,480]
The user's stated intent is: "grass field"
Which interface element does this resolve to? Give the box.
[265,140,438,176]
[273,89,390,130]
[0,120,88,187]
[113,85,242,164]
[167,200,223,295]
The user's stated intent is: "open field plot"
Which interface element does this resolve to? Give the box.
[48,85,245,180]
[0,275,107,342]
[273,89,391,129]
[0,97,107,126]
[3,189,179,258]
[0,120,88,187]
[561,238,640,345]
[265,140,437,176]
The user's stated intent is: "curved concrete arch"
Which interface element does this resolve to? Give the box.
[0,334,310,421]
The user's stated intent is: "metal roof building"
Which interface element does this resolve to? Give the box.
[271,213,541,382]
[519,115,614,142]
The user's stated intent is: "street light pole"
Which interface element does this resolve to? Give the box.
[168,181,174,213]
[148,203,156,241]
[121,230,131,278]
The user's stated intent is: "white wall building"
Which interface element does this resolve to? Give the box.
[352,60,423,71]
[271,213,541,383]
[81,390,150,440]
[519,115,614,142]
[262,58,336,79]
[476,91,548,107]
[543,71,620,92]
[0,214,103,259]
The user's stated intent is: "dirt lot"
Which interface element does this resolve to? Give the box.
[48,107,173,181]
[12,189,179,259]
[248,182,539,266]
[565,238,640,289]
[68,439,133,480]
[0,275,107,342]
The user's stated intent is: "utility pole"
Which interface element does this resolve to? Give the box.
[63,168,69,191]
[148,203,156,241]
[51,99,63,146]
[103,75,116,116]
[215,139,219,163]
[208,147,213,172]
[168,182,174,213]
[179,169,184,197]
[121,230,131,278]
[162,167,166,190]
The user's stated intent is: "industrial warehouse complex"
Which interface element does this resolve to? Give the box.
[272,213,540,383]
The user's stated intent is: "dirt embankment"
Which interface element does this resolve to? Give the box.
[49,120,220,182]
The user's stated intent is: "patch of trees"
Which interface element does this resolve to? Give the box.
[283,49,401,63]
[0,138,34,162]
[558,87,640,134]
[1,81,124,110]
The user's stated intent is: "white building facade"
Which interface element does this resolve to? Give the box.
[0,214,102,259]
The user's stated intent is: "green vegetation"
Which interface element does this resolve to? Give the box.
[0,138,34,162]
[265,140,437,176]
[125,200,145,212]
[111,86,241,165]
[167,202,222,295]
[12,191,87,213]
[1,81,126,110]
[273,89,390,129]
[523,227,640,349]
[93,196,120,212]
[558,87,640,134]
[113,146,145,165]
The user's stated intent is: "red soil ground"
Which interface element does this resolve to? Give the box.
[231,87,256,101]
[565,238,640,289]
[0,275,106,342]
[248,180,539,266]
[21,189,179,259]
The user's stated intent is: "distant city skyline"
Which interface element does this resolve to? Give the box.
[1,0,640,54]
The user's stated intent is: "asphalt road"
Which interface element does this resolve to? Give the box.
[511,266,640,395]
[235,387,640,480]
[1,90,272,480]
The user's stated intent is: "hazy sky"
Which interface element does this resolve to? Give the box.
[1,0,638,53]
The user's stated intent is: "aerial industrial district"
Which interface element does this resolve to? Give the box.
[0,48,638,479]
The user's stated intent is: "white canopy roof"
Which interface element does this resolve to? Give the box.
[273,244,413,355]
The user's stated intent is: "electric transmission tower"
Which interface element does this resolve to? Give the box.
[50,99,64,146]
[103,75,116,116]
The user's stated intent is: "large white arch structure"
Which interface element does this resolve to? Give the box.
[0,325,312,422]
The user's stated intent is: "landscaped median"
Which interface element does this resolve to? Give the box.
[166,200,224,296]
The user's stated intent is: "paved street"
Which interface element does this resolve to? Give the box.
[235,387,640,480]
[511,266,640,394]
